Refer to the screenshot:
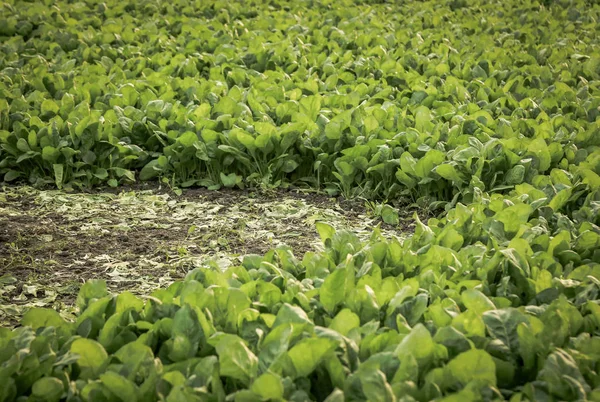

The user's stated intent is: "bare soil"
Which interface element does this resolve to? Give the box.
[0,185,415,327]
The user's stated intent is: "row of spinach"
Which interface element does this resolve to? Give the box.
[2,179,599,400]
[1,0,598,204]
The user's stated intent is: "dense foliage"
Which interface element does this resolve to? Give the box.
[1,0,600,400]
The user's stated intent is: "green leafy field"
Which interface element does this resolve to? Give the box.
[1,0,600,400]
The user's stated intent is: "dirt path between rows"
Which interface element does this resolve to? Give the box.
[0,185,415,327]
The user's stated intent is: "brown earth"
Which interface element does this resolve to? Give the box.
[0,185,416,327]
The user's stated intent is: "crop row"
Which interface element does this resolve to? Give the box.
[1,0,598,202]
[2,189,599,400]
